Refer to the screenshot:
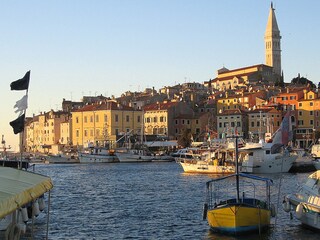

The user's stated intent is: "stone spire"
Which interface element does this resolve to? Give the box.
[265,2,281,76]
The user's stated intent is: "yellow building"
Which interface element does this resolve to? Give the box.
[25,110,70,153]
[296,90,319,148]
[71,101,142,148]
[205,64,275,91]
[216,90,267,113]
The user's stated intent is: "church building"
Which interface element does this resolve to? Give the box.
[205,3,282,92]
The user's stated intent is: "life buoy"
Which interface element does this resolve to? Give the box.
[296,203,303,219]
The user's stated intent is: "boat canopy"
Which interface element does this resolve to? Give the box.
[206,173,273,186]
[144,141,177,147]
[0,167,53,218]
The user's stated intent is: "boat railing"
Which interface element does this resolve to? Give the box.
[206,175,270,209]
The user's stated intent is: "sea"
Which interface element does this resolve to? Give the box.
[22,162,319,240]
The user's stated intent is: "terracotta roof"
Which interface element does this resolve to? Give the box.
[217,109,243,116]
[143,101,179,111]
[72,102,135,112]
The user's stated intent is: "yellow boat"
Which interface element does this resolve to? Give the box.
[203,136,275,234]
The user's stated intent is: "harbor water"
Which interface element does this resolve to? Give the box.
[25,162,319,240]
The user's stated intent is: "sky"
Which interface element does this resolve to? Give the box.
[1,0,320,151]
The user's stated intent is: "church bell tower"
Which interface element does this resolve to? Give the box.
[265,2,281,76]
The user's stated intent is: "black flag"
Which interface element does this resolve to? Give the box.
[9,114,25,134]
[10,71,30,91]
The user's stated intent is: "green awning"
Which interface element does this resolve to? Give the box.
[0,167,53,218]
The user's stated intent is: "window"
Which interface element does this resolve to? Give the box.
[104,115,108,122]
[310,102,313,106]
[299,111,302,116]
[251,122,254,127]
[137,116,141,122]
[126,115,130,122]
[257,122,260,127]
[237,122,241,127]
[115,114,118,122]
[299,103,302,107]
[96,115,99,122]
[310,111,314,116]
[153,117,157,123]
[90,116,93,122]
[196,120,199,124]
[90,130,93,137]
[310,120,314,125]
[219,122,222,128]
[175,120,178,124]
[76,117,79,123]
[84,130,87,137]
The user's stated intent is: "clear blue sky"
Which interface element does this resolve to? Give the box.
[1,0,319,151]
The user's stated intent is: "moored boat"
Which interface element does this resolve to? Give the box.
[203,136,275,234]
[0,167,53,239]
[78,146,118,163]
[283,170,320,230]
[46,152,79,164]
[115,148,153,163]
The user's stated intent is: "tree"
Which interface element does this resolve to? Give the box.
[291,74,316,88]
[177,128,192,148]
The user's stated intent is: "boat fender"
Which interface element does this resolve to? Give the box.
[20,206,29,223]
[271,204,276,217]
[296,203,303,219]
[282,200,291,213]
[33,200,40,217]
[39,196,46,211]
[202,203,208,220]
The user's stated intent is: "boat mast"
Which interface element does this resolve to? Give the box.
[227,134,241,202]
[235,135,240,202]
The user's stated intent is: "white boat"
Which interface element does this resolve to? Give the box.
[176,146,235,174]
[78,147,118,163]
[115,148,154,163]
[46,152,79,164]
[0,167,53,239]
[240,110,297,174]
[283,170,320,230]
[239,142,297,173]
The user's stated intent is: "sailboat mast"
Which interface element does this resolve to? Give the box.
[235,135,240,202]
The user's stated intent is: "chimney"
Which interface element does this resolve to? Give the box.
[303,89,307,99]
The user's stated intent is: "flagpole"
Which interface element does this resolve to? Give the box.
[10,70,30,169]
[20,77,29,169]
